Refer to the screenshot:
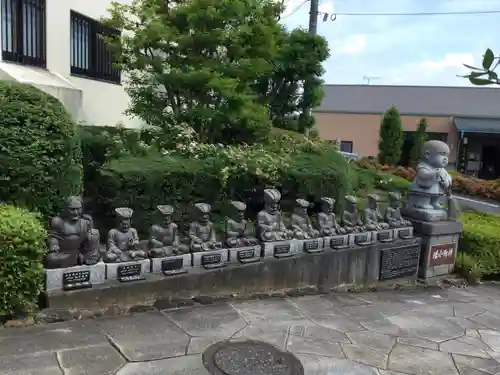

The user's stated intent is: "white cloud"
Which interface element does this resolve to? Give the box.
[419,53,475,70]
[331,34,367,55]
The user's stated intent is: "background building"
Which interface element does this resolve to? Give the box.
[315,84,500,178]
[0,0,140,127]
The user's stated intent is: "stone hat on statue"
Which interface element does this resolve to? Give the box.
[194,202,212,214]
[388,192,401,201]
[157,205,174,216]
[231,201,246,212]
[345,195,357,204]
[296,198,310,208]
[367,194,379,202]
[264,188,281,204]
[115,207,133,219]
[320,197,335,207]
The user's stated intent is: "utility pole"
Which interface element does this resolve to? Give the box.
[302,0,319,136]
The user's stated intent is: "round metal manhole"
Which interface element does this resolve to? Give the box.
[202,340,304,375]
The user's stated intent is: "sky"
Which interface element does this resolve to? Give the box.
[281,0,499,86]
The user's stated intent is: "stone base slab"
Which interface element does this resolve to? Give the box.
[45,262,106,292]
[395,226,414,239]
[348,232,373,246]
[192,249,229,269]
[105,259,151,282]
[324,235,349,250]
[151,254,192,275]
[228,246,262,264]
[261,240,301,258]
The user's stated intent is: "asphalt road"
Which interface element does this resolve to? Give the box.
[454,194,500,214]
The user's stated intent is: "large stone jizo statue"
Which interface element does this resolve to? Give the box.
[405,140,453,221]
[257,188,293,242]
[105,207,146,262]
[149,205,188,257]
[291,199,320,239]
[189,203,223,252]
[224,201,259,248]
[46,196,100,269]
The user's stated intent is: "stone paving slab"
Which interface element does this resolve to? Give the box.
[6,285,500,374]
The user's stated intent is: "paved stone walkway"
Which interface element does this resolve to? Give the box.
[5,285,500,374]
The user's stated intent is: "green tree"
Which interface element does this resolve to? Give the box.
[463,48,500,85]
[409,118,428,167]
[378,106,404,165]
[103,0,284,145]
[254,28,329,133]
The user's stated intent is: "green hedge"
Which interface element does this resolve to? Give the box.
[0,81,82,219]
[95,150,350,237]
[0,204,46,316]
[351,166,411,195]
[460,211,500,275]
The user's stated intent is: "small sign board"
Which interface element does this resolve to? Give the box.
[117,263,145,283]
[161,258,187,276]
[62,270,91,291]
[428,243,456,266]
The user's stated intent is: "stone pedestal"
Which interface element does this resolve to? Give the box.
[261,240,301,258]
[324,235,349,250]
[151,254,192,276]
[409,220,463,279]
[106,259,150,282]
[228,245,262,264]
[192,249,229,269]
[394,226,414,240]
[373,229,394,243]
[45,262,106,292]
[348,231,373,246]
[300,238,325,253]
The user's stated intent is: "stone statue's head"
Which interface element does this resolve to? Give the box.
[115,207,133,232]
[388,192,401,208]
[295,199,310,215]
[263,188,281,214]
[157,205,174,225]
[195,203,211,224]
[367,194,379,209]
[423,140,450,168]
[345,195,357,211]
[320,197,335,213]
[65,196,83,221]
[230,201,246,221]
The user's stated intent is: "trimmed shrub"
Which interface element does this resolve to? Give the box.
[0,204,46,316]
[460,211,500,275]
[0,81,82,219]
[95,150,350,237]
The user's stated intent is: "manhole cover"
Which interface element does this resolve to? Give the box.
[202,340,304,375]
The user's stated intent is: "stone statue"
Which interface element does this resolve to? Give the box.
[385,192,412,228]
[105,207,146,263]
[149,205,188,257]
[405,140,452,220]
[291,199,320,239]
[342,195,365,233]
[316,197,346,236]
[45,196,100,269]
[257,188,293,242]
[363,194,390,231]
[224,201,259,248]
[188,203,223,252]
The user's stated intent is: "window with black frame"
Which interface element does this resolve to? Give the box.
[340,140,353,153]
[1,0,46,67]
[70,10,120,84]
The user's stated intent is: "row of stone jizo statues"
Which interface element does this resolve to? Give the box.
[44,189,412,269]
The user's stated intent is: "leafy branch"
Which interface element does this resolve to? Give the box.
[462,48,500,86]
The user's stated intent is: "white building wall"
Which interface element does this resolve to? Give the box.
[0,0,142,128]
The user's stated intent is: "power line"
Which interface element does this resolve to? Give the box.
[332,9,500,16]
[281,0,309,19]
